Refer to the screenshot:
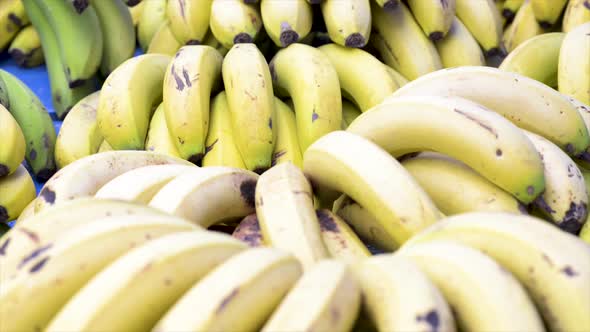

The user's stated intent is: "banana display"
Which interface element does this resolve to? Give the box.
[1,0,590,330]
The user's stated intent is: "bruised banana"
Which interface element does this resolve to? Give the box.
[232,214,264,247]
[145,103,182,158]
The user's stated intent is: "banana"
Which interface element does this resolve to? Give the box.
[0,104,25,177]
[202,92,246,168]
[154,247,302,331]
[0,215,196,332]
[128,0,144,27]
[406,211,590,332]
[94,164,198,204]
[435,16,486,67]
[502,0,524,21]
[255,162,329,269]
[147,20,183,56]
[562,0,590,32]
[46,231,246,332]
[398,241,544,331]
[353,254,456,332]
[260,0,313,47]
[0,68,57,181]
[402,152,527,215]
[97,139,113,152]
[8,24,44,67]
[35,151,192,212]
[340,100,361,129]
[271,98,303,168]
[499,32,564,88]
[0,0,29,51]
[385,66,409,87]
[407,0,456,41]
[502,0,542,52]
[320,0,371,48]
[348,95,545,203]
[522,130,588,234]
[558,22,590,106]
[318,44,399,112]
[262,260,361,332]
[97,54,170,150]
[370,2,442,80]
[455,0,505,56]
[0,198,171,281]
[145,103,182,158]
[15,197,37,224]
[269,43,341,152]
[210,0,262,49]
[304,131,442,247]
[22,0,97,120]
[0,164,35,224]
[315,209,371,261]
[531,0,568,28]
[166,0,211,45]
[137,0,166,51]
[163,45,223,163]
[389,66,590,158]
[92,0,135,77]
[222,44,275,173]
[232,214,263,247]
[54,91,102,169]
[332,194,398,252]
[149,167,259,227]
[34,0,102,86]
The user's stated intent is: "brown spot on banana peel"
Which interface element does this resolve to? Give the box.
[126,0,142,6]
[453,108,498,138]
[40,186,56,205]
[240,179,257,207]
[18,244,53,270]
[216,288,239,314]
[416,309,441,332]
[0,237,10,255]
[252,166,269,175]
[233,33,253,44]
[29,256,50,274]
[7,13,23,28]
[558,201,586,234]
[29,148,37,161]
[534,195,556,214]
[185,40,201,45]
[171,65,185,91]
[18,227,40,244]
[72,0,90,14]
[232,214,263,247]
[182,68,192,88]
[345,33,366,48]
[178,0,186,18]
[560,266,579,277]
[584,0,590,9]
[316,209,339,232]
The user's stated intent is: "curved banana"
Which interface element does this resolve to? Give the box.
[271,98,302,168]
[315,209,371,261]
[499,32,564,88]
[0,69,57,181]
[502,0,525,21]
[222,44,275,173]
[531,0,568,28]
[502,0,542,52]
[97,54,171,150]
[558,22,590,106]
[523,130,588,234]
[0,215,196,332]
[402,152,526,215]
[406,211,590,332]
[153,248,303,331]
[398,241,544,331]
[35,151,192,212]
[262,260,361,332]
[435,16,486,68]
[0,0,29,51]
[348,96,545,203]
[8,25,44,68]
[202,92,245,168]
[562,0,590,32]
[270,43,341,152]
[407,0,456,41]
[0,104,25,177]
[210,0,262,49]
[145,20,180,55]
[137,0,166,51]
[144,102,181,158]
[260,0,312,47]
[304,131,442,247]
[92,0,135,77]
[232,214,263,247]
[318,44,399,112]
[370,1,442,80]
[94,164,198,204]
[166,0,212,45]
[149,167,259,227]
[353,254,456,332]
[340,100,361,129]
[46,231,246,332]
[320,0,371,48]
[34,0,102,86]
[54,91,102,169]
[389,66,590,157]
[163,45,223,163]
[0,164,35,223]
[455,0,504,56]
[255,163,329,269]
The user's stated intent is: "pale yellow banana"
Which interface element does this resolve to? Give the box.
[320,0,371,48]
[166,0,212,45]
[435,16,486,68]
[407,0,456,40]
[558,22,590,105]
[260,0,313,47]
[145,103,182,158]
[210,0,262,49]
[455,0,505,55]
[315,209,371,261]
[503,0,542,53]
[562,0,590,32]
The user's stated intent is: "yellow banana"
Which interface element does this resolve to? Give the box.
[210,0,262,49]
[562,0,590,32]
[260,0,313,47]
[0,0,29,51]
[531,0,568,28]
[0,164,35,223]
[137,0,166,51]
[8,24,44,68]
[147,20,182,56]
[128,1,144,27]
[145,103,182,158]
[315,209,371,261]
[166,0,212,45]
[558,22,590,105]
[455,0,505,56]
[0,104,25,177]
[502,0,542,52]
[271,98,303,168]
[320,0,371,48]
[406,0,456,41]
[435,16,486,67]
